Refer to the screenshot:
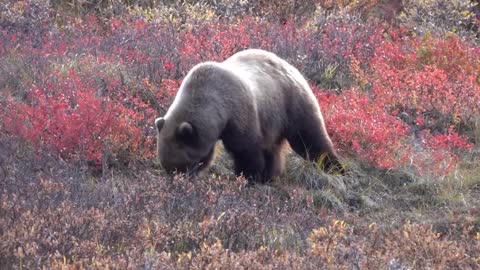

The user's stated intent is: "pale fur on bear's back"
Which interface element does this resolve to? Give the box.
[220,49,328,149]
[223,49,313,96]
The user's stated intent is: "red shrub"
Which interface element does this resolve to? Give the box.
[317,88,411,169]
[372,35,480,128]
[1,72,155,165]
[369,33,477,173]
[155,79,181,108]
[417,129,474,175]
[318,32,476,174]
[178,17,266,68]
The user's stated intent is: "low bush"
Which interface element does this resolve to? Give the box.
[1,70,155,166]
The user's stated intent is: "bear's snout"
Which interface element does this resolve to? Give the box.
[160,151,214,177]
[159,155,202,176]
[160,158,188,174]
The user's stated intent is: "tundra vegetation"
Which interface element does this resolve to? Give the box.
[0,0,479,269]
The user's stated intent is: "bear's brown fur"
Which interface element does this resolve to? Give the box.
[155,49,343,183]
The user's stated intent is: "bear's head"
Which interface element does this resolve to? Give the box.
[155,117,215,175]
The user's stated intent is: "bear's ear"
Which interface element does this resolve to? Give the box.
[155,117,165,133]
[175,122,196,143]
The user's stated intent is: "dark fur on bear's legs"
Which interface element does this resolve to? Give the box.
[232,148,266,184]
[221,127,268,183]
[262,141,286,182]
[262,150,277,182]
[288,116,344,174]
[288,132,343,174]
[228,145,284,184]
[222,135,286,184]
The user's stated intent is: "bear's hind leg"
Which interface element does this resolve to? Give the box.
[287,116,344,174]
[262,141,286,182]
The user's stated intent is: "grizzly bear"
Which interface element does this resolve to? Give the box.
[155,49,343,183]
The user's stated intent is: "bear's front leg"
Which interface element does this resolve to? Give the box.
[231,148,266,184]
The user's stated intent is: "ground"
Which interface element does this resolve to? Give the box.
[1,139,479,269]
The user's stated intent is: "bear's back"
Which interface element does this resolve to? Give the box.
[223,50,290,126]
[222,49,321,142]
[222,49,313,102]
